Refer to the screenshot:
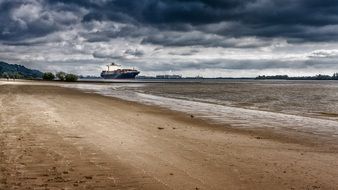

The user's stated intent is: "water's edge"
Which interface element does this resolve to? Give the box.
[61,83,338,142]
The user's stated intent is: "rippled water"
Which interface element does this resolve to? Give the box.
[137,80,338,119]
[61,79,338,140]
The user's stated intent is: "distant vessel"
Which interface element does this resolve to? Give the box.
[101,63,140,79]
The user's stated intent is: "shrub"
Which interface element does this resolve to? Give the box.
[42,72,55,80]
[65,73,78,82]
[56,72,66,81]
[1,72,9,79]
[333,73,338,80]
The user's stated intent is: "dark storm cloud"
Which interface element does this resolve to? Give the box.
[0,1,53,41]
[92,52,124,59]
[138,58,338,72]
[92,48,144,59]
[0,0,83,42]
[80,23,148,43]
[168,49,200,56]
[124,49,144,57]
[138,59,300,71]
[141,32,271,48]
[45,0,338,42]
[2,0,338,45]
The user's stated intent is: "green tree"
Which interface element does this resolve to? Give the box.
[2,72,9,79]
[56,71,66,81]
[65,73,78,82]
[43,72,55,80]
[315,74,331,80]
[333,73,338,80]
[13,72,22,79]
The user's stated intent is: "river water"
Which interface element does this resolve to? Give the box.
[62,79,338,141]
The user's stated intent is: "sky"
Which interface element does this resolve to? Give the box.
[1,0,338,77]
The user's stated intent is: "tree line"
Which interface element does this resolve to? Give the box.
[43,72,78,82]
[256,73,338,80]
[1,71,78,82]
[0,61,78,81]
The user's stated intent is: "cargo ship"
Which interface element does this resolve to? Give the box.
[100,63,140,79]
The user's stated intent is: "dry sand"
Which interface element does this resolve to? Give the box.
[1,81,338,189]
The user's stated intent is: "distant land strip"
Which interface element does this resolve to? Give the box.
[256,74,338,80]
[2,60,338,80]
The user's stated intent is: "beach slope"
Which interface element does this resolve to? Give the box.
[0,82,338,189]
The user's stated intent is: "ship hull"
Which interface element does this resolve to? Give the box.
[100,71,139,79]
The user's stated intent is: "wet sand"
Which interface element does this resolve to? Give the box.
[1,81,338,189]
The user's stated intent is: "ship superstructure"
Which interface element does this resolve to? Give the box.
[100,63,140,79]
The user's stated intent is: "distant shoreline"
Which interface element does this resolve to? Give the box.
[3,78,338,86]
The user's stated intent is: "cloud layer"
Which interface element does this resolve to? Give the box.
[1,0,338,76]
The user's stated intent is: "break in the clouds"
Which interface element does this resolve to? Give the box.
[1,0,338,77]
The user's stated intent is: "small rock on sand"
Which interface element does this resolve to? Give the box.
[85,176,93,179]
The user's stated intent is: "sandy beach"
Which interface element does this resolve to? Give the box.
[1,81,338,190]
